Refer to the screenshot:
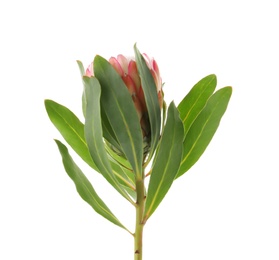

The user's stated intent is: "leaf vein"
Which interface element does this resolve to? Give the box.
[181,93,226,165]
[145,125,177,217]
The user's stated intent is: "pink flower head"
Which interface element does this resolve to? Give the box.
[84,54,163,142]
[109,54,163,138]
[85,62,94,77]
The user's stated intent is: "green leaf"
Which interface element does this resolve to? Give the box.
[176,86,232,178]
[76,60,120,149]
[76,60,85,77]
[44,99,98,171]
[134,44,161,161]
[105,144,136,198]
[54,139,130,232]
[178,74,217,136]
[83,76,134,204]
[143,102,184,222]
[45,99,134,195]
[110,162,136,200]
[105,142,132,171]
[76,60,87,117]
[101,109,123,154]
[94,55,143,177]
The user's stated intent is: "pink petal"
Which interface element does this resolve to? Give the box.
[117,54,129,75]
[85,63,93,77]
[152,60,162,91]
[122,75,136,95]
[143,53,152,69]
[152,59,160,77]
[109,57,124,76]
[157,90,163,109]
[128,60,141,91]
[151,70,161,92]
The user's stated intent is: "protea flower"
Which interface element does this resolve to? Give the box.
[45,44,232,260]
[86,54,164,154]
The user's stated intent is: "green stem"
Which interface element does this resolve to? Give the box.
[134,177,145,260]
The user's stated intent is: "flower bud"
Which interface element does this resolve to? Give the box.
[85,53,163,155]
[108,54,163,138]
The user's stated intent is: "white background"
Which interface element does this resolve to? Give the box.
[1,0,279,259]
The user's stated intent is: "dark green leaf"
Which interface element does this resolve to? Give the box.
[101,109,122,154]
[83,76,134,204]
[94,55,143,177]
[178,74,217,136]
[44,99,98,171]
[55,139,130,232]
[134,45,161,162]
[76,60,120,146]
[143,102,184,222]
[176,87,232,178]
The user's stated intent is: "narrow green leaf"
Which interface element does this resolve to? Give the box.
[76,60,87,117]
[94,55,143,177]
[76,60,121,149]
[82,90,87,118]
[134,45,161,161]
[110,162,136,200]
[54,139,130,232]
[76,60,85,77]
[44,99,98,171]
[45,99,133,195]
[105,144,136,197]
[178,74,217,136]
[83,76,134,204]
[101,109,123,154]
[144,102,184,222]
[105,142,132,171]
[176,87,232,178]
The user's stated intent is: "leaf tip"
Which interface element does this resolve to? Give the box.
[208,74,217,82]
[54,139,62,147]
[133,43,140,54]
[221,86,233,97]
[44,99,52,110]
[226,86,233,99]
[54,139,67,154]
